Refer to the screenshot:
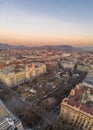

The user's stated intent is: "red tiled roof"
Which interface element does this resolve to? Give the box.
[0,63,6,69]
[12,61,23,65]
[66,85,93,116]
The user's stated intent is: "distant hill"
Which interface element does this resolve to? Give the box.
[0,43,78,51]
[0,43,13,49]
[81,47,93,52]
[0,43,29,49]
[56,45,74,49]
[15,45,30,49]
[43,45,76,51]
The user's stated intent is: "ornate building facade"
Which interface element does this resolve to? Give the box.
[60,84,93,130]
[0,63,46,87]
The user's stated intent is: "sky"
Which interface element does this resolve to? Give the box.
[0,0,93,47]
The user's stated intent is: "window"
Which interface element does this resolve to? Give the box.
[14,128,18,130]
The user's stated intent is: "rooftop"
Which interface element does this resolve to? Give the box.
[0,99,16,122]
[84,78,93,85]
[0,63,45,76]
[63,85,93,116]
[0,65,25,75]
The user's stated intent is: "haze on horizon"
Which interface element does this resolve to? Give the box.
[0,0,93,47]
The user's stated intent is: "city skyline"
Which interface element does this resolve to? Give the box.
[0,0,93,47]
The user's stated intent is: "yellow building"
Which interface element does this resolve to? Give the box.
[60,85,93,130]
[0,63,46,87]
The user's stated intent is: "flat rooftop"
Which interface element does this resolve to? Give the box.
[83,74,93,86]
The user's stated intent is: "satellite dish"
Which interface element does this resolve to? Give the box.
[6,118,14,126]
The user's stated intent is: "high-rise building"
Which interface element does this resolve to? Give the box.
[0,99,24,130]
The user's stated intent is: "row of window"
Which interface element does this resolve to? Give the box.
[61,105,93,130]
